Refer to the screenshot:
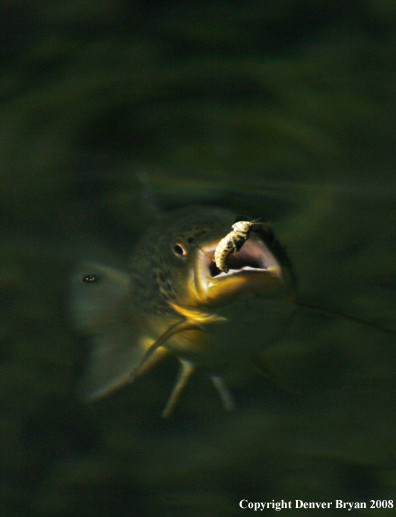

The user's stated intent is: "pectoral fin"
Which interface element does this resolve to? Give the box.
[129,319,203,382]
[210,374,236,411]
[162,359,195,418]
[78,326,168,401]
[161,364,236,418]
[70,262,165,400]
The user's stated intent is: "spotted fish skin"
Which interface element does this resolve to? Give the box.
[127,207,230,312]
[70,205,295,417]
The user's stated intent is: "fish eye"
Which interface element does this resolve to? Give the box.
[173,243,187,257]
[82,274,99,283]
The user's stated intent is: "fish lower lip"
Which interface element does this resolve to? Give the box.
[204,238,275,278]
[210,265,268,278]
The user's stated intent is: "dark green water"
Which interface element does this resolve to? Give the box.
[1,1,396,516]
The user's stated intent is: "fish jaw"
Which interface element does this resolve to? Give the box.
[194,235,294,306]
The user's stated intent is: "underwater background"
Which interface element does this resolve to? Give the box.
[1,1,396,515]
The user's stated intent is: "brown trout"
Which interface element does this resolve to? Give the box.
[70,205,296,417]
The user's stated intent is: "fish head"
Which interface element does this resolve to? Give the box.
[144,206,296,313]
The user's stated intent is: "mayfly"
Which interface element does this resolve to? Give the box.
[214,219,263,273]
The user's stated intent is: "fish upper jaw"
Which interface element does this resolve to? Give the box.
[195,236,288,304]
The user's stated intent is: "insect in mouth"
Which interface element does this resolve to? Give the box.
[214,219,263,273]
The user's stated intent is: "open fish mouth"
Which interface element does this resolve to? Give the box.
[196,237,284,301]
[207,239,278,277]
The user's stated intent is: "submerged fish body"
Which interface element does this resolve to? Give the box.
[70,205,296,417]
